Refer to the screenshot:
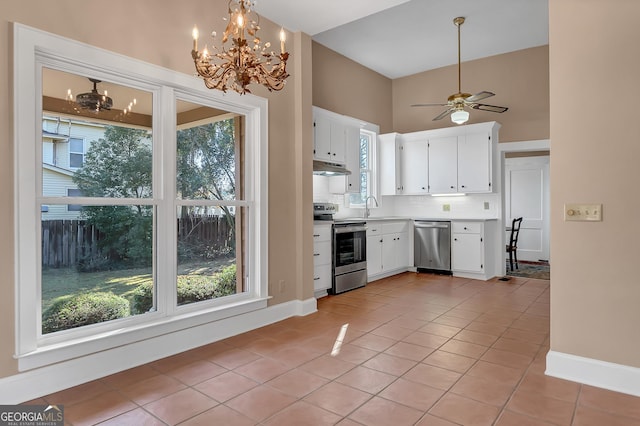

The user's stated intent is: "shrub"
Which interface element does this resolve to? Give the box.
[42,292,130,334]
[131,264,237,314]
[131,282,154,314]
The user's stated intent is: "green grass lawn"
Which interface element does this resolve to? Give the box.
[41,257,236,312]
[41,267,153,312]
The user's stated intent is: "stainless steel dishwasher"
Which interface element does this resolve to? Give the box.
[414,221,452,273]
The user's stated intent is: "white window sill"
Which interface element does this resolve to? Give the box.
[17,296,268,371]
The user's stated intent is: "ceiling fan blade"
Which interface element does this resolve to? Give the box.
[465,91,495,103]
[433,108,454,121]
[411,103,449,107]
[471,103,509,113]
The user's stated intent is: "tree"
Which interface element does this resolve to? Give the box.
[73,125,153,268]
[176,118,237,253]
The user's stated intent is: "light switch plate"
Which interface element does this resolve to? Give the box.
[564,204,602,221]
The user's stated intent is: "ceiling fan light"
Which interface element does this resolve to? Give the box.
[451,109,469,125]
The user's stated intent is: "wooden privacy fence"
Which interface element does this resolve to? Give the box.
[42,216,233,268]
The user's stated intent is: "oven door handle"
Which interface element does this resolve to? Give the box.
[334,226,367,234]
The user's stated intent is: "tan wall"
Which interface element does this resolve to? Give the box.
[550,0,640,367]
[393,46,549,142]
[312,42,393,133]
[0,0,312,377]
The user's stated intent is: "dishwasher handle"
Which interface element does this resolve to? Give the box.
[414,222,450,229]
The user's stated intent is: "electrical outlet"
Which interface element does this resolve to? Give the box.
[278,279,286,293]
[484,201,490,210]
[443,204,450,212]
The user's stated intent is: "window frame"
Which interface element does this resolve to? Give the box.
[68,137,85,169]
[13,23,269,370]
[349,127,379,208]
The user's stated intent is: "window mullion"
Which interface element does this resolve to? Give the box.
[156,86,178,317]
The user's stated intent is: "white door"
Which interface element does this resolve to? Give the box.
[504,156,550,262]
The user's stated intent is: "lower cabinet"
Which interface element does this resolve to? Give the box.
[452,222,484,273]
[313,224,332,294]
[451,220,497,280]
[367,221,410,281]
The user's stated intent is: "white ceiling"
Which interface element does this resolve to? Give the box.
[254,0,549,79]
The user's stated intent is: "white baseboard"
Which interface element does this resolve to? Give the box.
[0,298,317,404]
[546,350,640,397]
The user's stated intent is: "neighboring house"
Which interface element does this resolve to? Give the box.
[41,115,106,220]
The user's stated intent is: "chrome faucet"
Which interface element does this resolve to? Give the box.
[364,195,379,218]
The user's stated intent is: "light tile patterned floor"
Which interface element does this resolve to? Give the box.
[27,273,640,425]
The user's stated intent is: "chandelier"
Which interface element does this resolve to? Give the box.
[73,78,113,112]
[191,0,289,94]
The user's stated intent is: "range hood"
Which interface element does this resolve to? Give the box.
[313,160,351,176]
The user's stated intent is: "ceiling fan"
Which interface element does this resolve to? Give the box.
[411,17,508,125]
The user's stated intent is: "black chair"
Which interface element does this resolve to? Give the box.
[506,217,523,271]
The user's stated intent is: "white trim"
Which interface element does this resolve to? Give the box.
[546,350,640,397]
[1,298,317,404]
[497,138,550,153]
[497,138,551,275]
[13,23,271,368]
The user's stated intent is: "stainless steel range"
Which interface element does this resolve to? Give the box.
[331,220,367,294]
[313,203,367,294]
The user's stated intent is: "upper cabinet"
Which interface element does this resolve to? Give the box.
[314,113,345,164]
[380,121,500,196]
[313,106,359,165]
[400,135,430,195]
[427,136,458,194]
[457,131,492,193]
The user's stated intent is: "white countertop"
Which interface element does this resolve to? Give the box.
[321,216,498,223]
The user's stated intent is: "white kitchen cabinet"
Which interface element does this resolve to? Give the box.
[313,224,333,295]
[451,220,497,280]
[329,123,361,193]
[379,133,401,195]
[367,221,411,281]
[428,136,458,194]
[313,109,347,165]
[427,131,492,194]
[451,222,483,273]
[385,122,495,195]
[366,235,383,277]
[399,136,429,194]
[379,133,429,195]
[457,131,492,192]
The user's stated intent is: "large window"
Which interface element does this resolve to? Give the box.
[14,24,268,370]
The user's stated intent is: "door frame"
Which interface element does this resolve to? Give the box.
[497,139,551,276]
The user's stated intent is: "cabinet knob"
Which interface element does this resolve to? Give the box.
[313,234,320,237]
[454,238,458,241]
[314,253,320,256]
[314,277,320,280]
[461,185,466,188]
[379,239,383,243]
[450,186,455,189]
[327,152,331,155]
[421,187,425,190]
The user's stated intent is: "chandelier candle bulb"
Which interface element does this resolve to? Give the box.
[280,27,286,53]
[192,26,199,51]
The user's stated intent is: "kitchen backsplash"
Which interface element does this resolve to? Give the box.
[313,175,500,219]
